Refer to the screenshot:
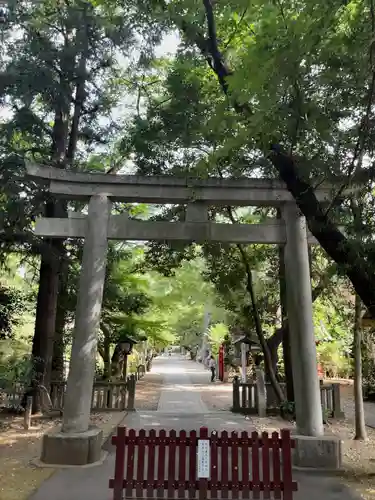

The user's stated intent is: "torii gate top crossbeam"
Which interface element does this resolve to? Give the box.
[26,163,335,206]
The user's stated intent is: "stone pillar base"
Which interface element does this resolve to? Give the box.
[41,426,103,466]
[292,435,342,471]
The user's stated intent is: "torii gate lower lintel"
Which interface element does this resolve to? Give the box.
[36,210,322,245]
[28,164,341,469]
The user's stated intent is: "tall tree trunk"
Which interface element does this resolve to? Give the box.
[279,243,294,401]
[26,13,89,413]
[354,294,367,440]
[111,344,122,378]
[51,253,69,382]
[51,303,65,383]
[103,337,111,380]
[265,334,281,381]
[99,323,112,380]
[65,5,89,165]
[27,94,69,413]
[351,199,367,439]
[29,213,61,413]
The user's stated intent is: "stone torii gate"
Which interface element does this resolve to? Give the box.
[27,163,341,469]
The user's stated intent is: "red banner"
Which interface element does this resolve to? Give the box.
[218,344,224,381]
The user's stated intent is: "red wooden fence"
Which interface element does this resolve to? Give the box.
[109,426,297,500]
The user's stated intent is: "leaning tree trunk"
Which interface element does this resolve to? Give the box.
[270,150,375,317]
[225,207,285,403]
[353,294,367,440]
[180,5,375,318]
[238,249,285,403]
[262,261,336,402]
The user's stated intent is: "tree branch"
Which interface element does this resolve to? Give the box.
[202,0,231,95]
[325,0,375,213]
[0,229,66,262]
[178,3,375,317]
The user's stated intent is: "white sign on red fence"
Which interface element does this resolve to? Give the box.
[197,439,210,478]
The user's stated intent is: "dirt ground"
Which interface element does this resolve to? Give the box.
[134,372,164,410]
[0,410,126,500]
[2,376,375,500]
[0,371,163,500]
[202,379,375,500]
[200,382,233,411]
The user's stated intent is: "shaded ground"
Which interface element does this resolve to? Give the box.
[28,357,362,500]
[0,407,126,500]
[0,413,56,500]
[134,371,164,410]
[200,381,232,411]
[202,376,375,500]
[0,367,162,500]
[1,358,373,500]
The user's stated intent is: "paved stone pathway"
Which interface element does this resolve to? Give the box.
[29,355,361,500]
[123,355,256,433]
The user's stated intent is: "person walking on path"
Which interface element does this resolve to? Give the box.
[209,355,216,382]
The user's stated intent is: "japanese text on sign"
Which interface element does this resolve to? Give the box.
[197,439,210,478]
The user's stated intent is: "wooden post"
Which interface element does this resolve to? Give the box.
[241,342,247,382]
[107,384,113,410]
[232,376,240,412]
[122,354,128,381]
[24,396,32,430]
[280,429,294,500]
[255,368,266,417]
[198,427,209,500]
[332,383,345,419]
[126,374,136,411]
[112,426,126,500]
[120,385,127,410]
[265,383,279,409]
[320,385,328,422]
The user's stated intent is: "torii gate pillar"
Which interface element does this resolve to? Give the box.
[41,194,111,465]
[283,203,324,437]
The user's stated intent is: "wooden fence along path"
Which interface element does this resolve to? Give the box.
[232,379,344,419]
[1,364,147,412]
[109,426,297,500]
[320,383,345,419]
[49,378,136,412]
